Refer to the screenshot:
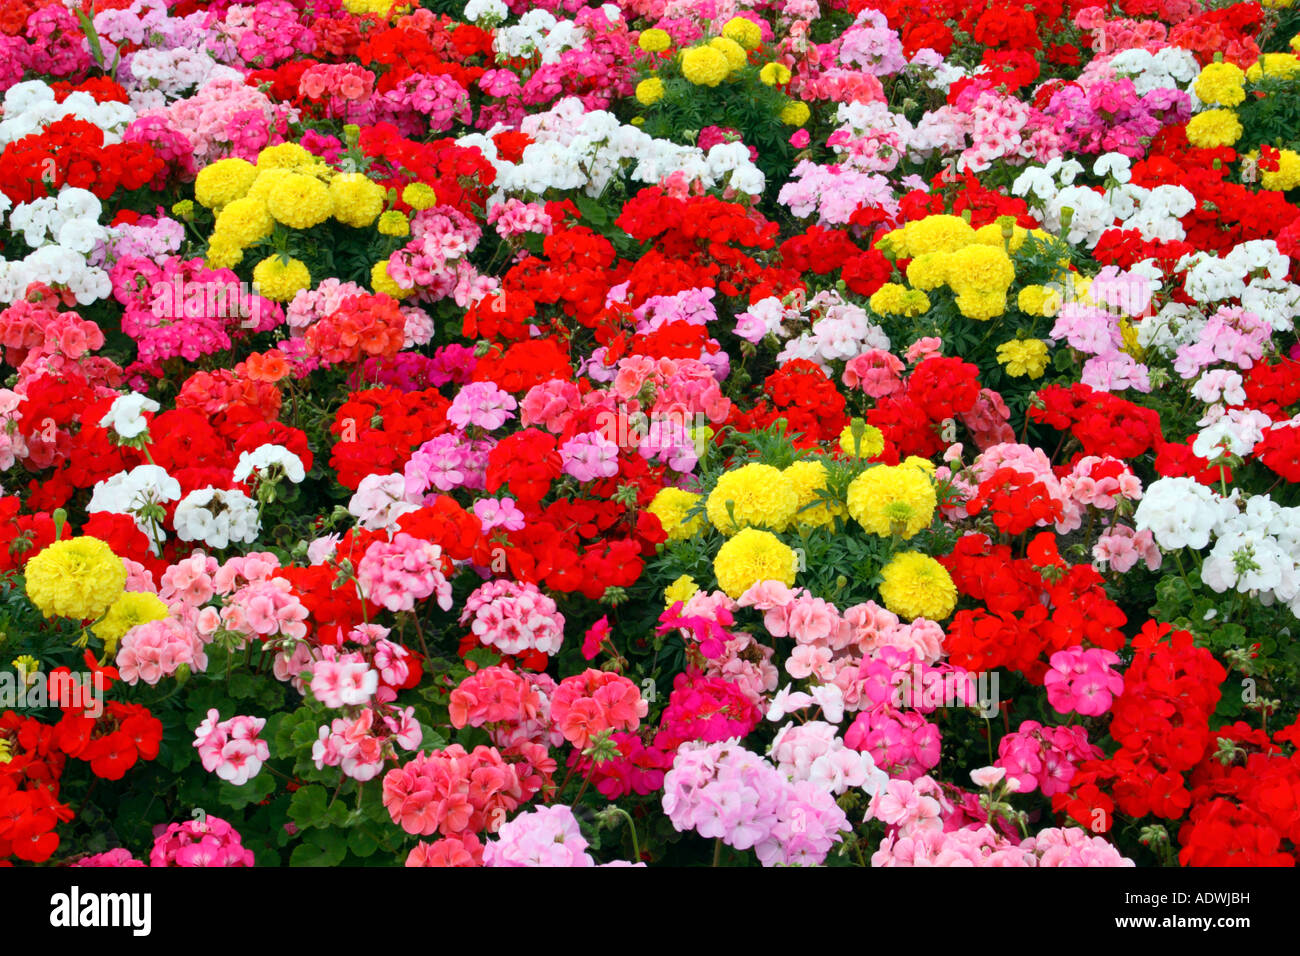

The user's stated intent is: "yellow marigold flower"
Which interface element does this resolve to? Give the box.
[213,196,273,248]
[401,183,438,211]
[255,142,315,170]
[266,173,333,230]
[722,16,762,50]
[636,77,666,106]
[780,101,811,126]
[1246,53,1300,81]
[638,28,671,53]
[946,244,1015,297]
[783,460,844,528]
[902,215,975,256]
[25,537,126,621]
[681,45,730,86]
[253,256,311,302]
[973,220,1029,252]
[713,528,796,599]
[1017,284,1050,316]
[1186,109,1243,148]
[878,551,957,621]
[759,62,792,86]
[377,210,410,237]
[245,167,294,205]
[342,0,408,16]
[706,463,798,535]
[12,655,39,686]
[996,339,1050,379]
[371,259,411,298]
[1193,62,1247,107]
[906,253,949,291]
[330,173,387,228]
[1119,318,1144,360]
[630,116,645,126]
[1262,149,1300,192]
[955,290,1008,321]
[838,422,885,459]
[1291,32,1300,52]
[903,456,936,476]
[648,487,705,542]
[194,157,257,209]
[869,283,930,317]
[710,36,748,72]
[92,592,169,656]
[205,235,244,269]
[846,464,936,539]
[664,574,699,607]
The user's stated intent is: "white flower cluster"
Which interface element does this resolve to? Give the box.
[126,47,222,110]
[1012,155,1195,247]
[99,393,160,440]
[0,81,135,147]
[89,464,183,553]
[1135,479,1300,618]
[493,7,608,63]
[233,444,307,485]
[1107,48,1200,95]
[464,0,509,24]
[173,487,261,549]
[775,290,891,369]
[0,190,114,305]
[465,98,765,200]
[1178,240,1297,331]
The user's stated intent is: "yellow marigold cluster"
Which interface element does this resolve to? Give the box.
[706,463,797,534]
[665,574,700,607]
[1261,149,1300,192]
[267,173,334,230]
[760,62,792,86]
[648,487,705,542]
[92,592,169,655]
[1186,109,1243,148]
[1193,62,1247,106]
[946,244,1016,320]
[780,101,811,126]
[402,183,438,210]
[722,16,762,50]
[878,551,957,621]
[1017,284,1062,317]
[1246,53,1300,81]
[846,463,937,539]
[253,256,312,302]
[195,158,258,209]
[886,215,976,258]
[710,36,748,71]
[973,220,1032,252]
[25,537,126,621]
[636,77,665,106]
[869,284,930,317]
[342,0,408,15]
[996,339,1050,379]
[378,210,411,237]
[681,45,730,86]
[713,528,797,599]
[330,172,387,228]
[782,460,844,528]
[838,422,885,459]
[638,28,671,52]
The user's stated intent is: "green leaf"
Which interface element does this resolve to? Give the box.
[289,829,348,867]
[289,784,330,829]
[218,771,276,811]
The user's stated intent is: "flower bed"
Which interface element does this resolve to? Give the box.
[1,0,1299,868]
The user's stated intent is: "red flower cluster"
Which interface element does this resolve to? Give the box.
[330,386,452,489]
[0,116,161,204]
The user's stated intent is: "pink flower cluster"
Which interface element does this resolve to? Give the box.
[1044,646,1125,716]
[193,709,269,786]
[150,816,254,867]
[663,740,851,866]
[448,665,541,729]
[995,720,1103,796]
[313,706,421,782]
[460,579,566,657]
[356,533,453,613]
[550,669,648,749]
[116,617,207,686]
